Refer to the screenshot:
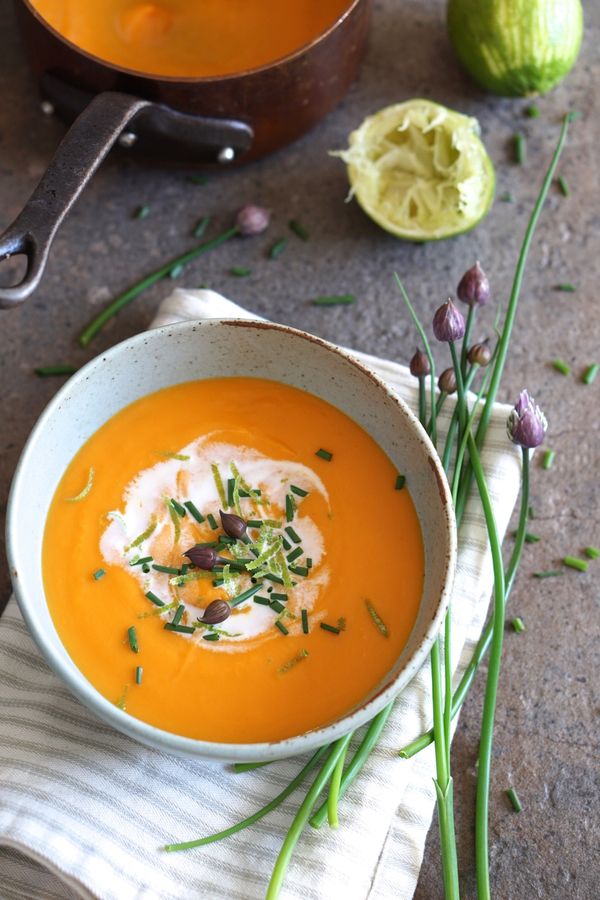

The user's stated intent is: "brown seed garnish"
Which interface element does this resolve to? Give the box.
[200,599,231,625]
[219,509,247,539]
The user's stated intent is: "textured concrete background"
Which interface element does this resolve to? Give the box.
[1,0,598,897]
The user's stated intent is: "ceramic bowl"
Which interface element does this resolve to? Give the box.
[7,319,456,761]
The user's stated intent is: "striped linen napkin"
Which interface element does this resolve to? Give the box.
[0,289,522,900]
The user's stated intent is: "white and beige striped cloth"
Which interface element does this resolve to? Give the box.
[0,290,522,899]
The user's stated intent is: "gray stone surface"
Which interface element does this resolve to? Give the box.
[0,1,598,897]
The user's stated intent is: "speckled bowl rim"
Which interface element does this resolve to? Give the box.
[7,318,456,761]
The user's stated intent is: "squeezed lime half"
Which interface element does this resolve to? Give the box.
[337,99,495,242]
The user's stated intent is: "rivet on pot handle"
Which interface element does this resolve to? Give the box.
[0,88,253,308]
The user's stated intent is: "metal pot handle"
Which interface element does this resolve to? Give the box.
[0,87,253,308]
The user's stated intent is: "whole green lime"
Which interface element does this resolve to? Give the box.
[447,0,583,97]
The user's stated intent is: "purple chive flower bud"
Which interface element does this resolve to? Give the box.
[438,367,457,394]
[185,546,217,570]
[432,298,466,342]
[507,390,548,448]
[219,509,247,539]
[199,599,231,625]
[457,261,491,307]
[235,205,270,236]
[467,339,493,367]
[409,348,430,379]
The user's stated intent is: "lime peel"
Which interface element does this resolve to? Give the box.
[336,99,494,241]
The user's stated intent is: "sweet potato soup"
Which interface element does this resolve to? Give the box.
[43,377,424,743]
[30,0,352,77]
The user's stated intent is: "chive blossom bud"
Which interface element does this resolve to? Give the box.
[438,367,457,394]
[409,347,430,379]
[507,390,548,449]
[467,339,493,367]
[432,298,465,342]
[185,546,217,570]
[457,261,491,307]
[235,204,271,236]
[219,509,247,539]
[199,599,231,625]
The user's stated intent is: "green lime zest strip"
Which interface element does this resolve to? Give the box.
[169,570,213,587]
[66,467,94,502]
[126,516,157,551]
[211,463,228,508]
[279,649,309,674]
[160,451,190,461]
[165,498,181,543]
[366,600,389,637]
[116,685,128,711]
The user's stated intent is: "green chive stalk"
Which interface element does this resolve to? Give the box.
[460,306,475,376]
[327,741,349,828]
[454,113,572,521]
[266,735,352,900]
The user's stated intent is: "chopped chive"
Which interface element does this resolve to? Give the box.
[145,590,165,607]
[528,505,535,519]
[169,262,185,279]
[230,583,262,608]
[35,364,78,377]
[563,555,588,572]
[127,626,139,653]
[126,516,157,551]
[207,513,218,530]
[202,632,220,641]
[582,364,599,385]
[227,477,235,507]
[551,358,571,376]
[246,519,263,528]
[254,595,271,606]
[195,540,218,548]
[275,620,289,635]
[513,133,526,165]
[263,573,285,585]
[395,474,406,490]
[170,498,187,517]
[184,501,204,523]
[554,283,575,292]
[584,546,600,559]
[511,617,525,633]
[284,526,301,543]
[142,564,150,573]
[320,622,340,634]
[524,532,541,544]
[311,294,356,307]
[532,570,563,579]
[288,219,309,241]
[171,605,185,627]
[152,564,180,575]
[212,578,224,587]
[366,600,389,637]
[315,448,333,461]
[193,215,210,238]
[219,536,236,545]
[505,787,522,812]
[306,558,313,569]
[135,204,150,220]
[270,593,288,603]
[130,556,153,566]
[557,175,569,196]
[281,536,292,551]
[230,266,251,277]
[542,450,555,470]
[189,174,209,185]
[500,191,515,203]
[135,665,143,684]
[290,565,308,577]
[525,105,540,118]
[286,547,303,564]
[92,568,106,581]
[290,484,308,498]
[165,624,195,634]
[66,466,94,502]
[279,649,309,674]
[285,494,295,522]
[270,600,285,614]
[268,238,287,259]
[301,609,309,634]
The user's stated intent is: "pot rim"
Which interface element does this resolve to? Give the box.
[7,317,456,761]
[21,0,364,85]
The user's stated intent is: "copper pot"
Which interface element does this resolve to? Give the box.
[0,0,372,306]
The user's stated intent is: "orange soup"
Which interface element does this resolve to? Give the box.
[43,378,424,743]
[30,0,352,77]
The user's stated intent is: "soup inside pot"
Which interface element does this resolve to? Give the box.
[29,0,353,77]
